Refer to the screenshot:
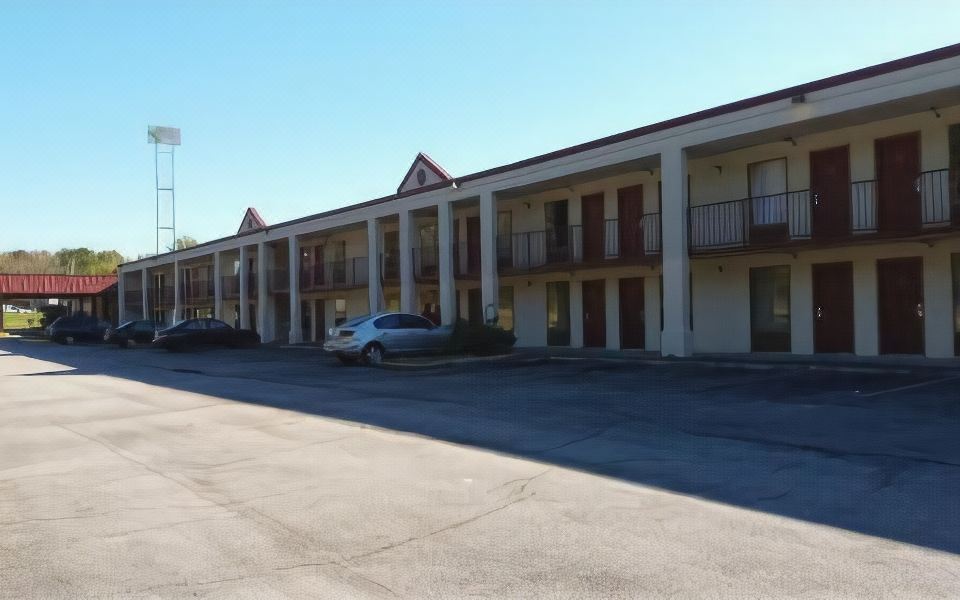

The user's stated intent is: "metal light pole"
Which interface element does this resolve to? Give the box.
[148,126,181,254]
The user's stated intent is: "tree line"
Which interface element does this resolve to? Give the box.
[0,249,125,275]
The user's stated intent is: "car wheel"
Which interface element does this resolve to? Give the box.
[64,335,75,345]
[361,343,384,366]
[124,339,136,349]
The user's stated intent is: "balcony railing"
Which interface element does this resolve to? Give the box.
[690,170,954,252]
[380,252,401,282]
[454,241,481,278]
[179,279,214,304]
[300,257,368,291]
[602,215,662,259]
[221,275,240,299]
[123,290,143,306]
[267,268,290,293]
[151,286,175,309]
[413,245,439,282]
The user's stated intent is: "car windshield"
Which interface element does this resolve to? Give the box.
[339,315,373,328]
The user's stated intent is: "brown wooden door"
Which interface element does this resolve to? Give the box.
[877,257,924,355]
[619,277,645,349]
[466,216,481,273]
[618,185,644,258]
[876,132,921,233]
[581,193,605,262]
[810,146,851,240]
[582,279,606,348]
[812,262,854,353]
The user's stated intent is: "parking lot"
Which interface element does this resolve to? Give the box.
[2,337,959,598]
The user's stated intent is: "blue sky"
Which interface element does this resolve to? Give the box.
[1,1,957,258]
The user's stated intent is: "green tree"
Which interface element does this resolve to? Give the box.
[176,236,198,250]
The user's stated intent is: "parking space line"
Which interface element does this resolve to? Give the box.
[858,375,960,398]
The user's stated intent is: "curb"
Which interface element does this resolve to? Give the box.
[379,353,516,371]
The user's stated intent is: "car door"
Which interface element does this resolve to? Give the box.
[372,314,405,354]
[399,314,439,353]
[134,321,155,343]
[207,319,234,345]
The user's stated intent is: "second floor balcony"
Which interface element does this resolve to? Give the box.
[300,257,369,292]
[689,169,954,253]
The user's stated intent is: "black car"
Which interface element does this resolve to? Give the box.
[47,313,111,345]
[152,318,260,351]
[104,320,158,348]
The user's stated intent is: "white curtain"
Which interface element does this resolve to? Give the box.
[750,159,787,225]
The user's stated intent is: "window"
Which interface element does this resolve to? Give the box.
[750,266,791,352]
[749,158,788,225]
[335,298,347,325]
[498,286,514,332]
[399,314,433,329]
[546,281,570,346]
[183,320,204,330]
[374,314,401,329]
[209,320,231,329]
[385,294,400,312]
[544,200,569,261]
[497,211,513,267]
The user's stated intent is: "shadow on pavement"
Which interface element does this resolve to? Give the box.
[3,338,960,555]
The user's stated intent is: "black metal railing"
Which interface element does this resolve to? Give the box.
[123,290,143,306]
[300,257,368,291]
[222,275,240,299]
[152,286,175,308]
[380,252,401,282]
[689,191,810,250]
[179,278,214,303]
[267,268,290,293]
[918,168,951,225]
[643,213,662,255]
[851,180,877,233]
[603,219,619,258]
[413,245,439,281]
[453,241,481,278]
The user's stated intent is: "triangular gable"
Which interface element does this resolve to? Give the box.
[238,207,266,234]
[397,152,452,194]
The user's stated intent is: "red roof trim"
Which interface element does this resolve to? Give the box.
[120,42,960,268]
[397,152,453,193]
[0,274,117,296]
[457,42,960,183]
[238,207,267,233]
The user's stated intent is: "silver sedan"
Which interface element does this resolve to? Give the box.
[322,312,452,365]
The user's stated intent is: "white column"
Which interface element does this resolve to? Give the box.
[288,236,302,343]
[173,259,182,324]
[660,146,693,357]
[399,210,416,313]
[437,201,456,325]
[117,270,126,323]
[257,241,270,342]
[141,269,149,322]
[479,190,499,324]
[367,218,382,314]
[239,246,250,329]
[923,251,954,358]
[213,251,223,321]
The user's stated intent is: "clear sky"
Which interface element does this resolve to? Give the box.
[1,1,957,258]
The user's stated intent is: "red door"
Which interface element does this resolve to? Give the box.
[581,193,605,262]
[877,257,924,355]
[619,277,645,349]
[812,262,854,353]
[582,279,606,348]
[876,132,921,233]
[618,185,644,259]
[466,216,481,274]
[810,146,851,240]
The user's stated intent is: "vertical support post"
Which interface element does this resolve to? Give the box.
[173,259,182,324]
[660,146,693,357]
[399,210,416,313]
[367,219,382,314]
[239,246,250,329]
[213,251,223,321]
[117,270,126,324]
[141,269,149,323]
[288,236,302,343]
[257,241,270,342]
[479,190,499,324]
[437,200,456,325]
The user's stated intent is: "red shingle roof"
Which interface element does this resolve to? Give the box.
[0,274,117,297]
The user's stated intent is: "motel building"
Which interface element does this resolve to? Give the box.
[118,44,960,359]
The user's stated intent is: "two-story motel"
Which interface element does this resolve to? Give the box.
[118,44,960,358]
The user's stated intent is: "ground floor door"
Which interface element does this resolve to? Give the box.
[877,257,924,354]
[619,277,645,349]
[750,265,791,352]
[467,288,482,326]
[812,262,854,353]
[314,299,325,341]
[582,279,606,347]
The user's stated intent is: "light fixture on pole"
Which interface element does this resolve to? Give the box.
[148,126,181,255]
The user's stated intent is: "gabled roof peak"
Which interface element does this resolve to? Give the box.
[238,207,266,234]
[397,152,452,194]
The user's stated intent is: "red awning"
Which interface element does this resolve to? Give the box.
[0,274,117,297]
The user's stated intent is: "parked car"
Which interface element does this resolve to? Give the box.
[323,312,452,365]
[104,320,157,348]
[47,313,111,344]
[152,318,260,352]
